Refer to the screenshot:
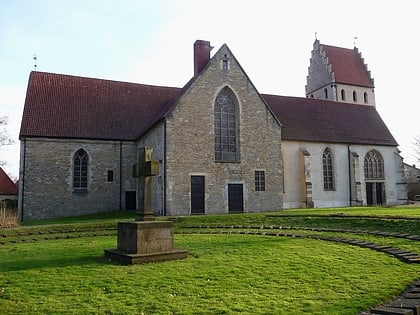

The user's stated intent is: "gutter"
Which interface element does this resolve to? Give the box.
[163,121,167,216]
[347,144,352,206]
[119,141,122,210]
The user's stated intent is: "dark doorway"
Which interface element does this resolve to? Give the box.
[366,182,384,206]
[376,183,384,205]
[125,191,136,210]
[191,176,205,214]
[228,184,244,213]
[366,183,373,205]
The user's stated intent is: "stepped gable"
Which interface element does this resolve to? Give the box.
[263,94,398,146]
[321,44,374,87]
[0,167,17,195]
[20,71,182,141]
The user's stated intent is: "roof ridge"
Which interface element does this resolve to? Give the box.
[30,71,182,90]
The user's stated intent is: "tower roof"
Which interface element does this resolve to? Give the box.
[321,44,374,88]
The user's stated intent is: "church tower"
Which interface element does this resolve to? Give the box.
[305,39,375,106]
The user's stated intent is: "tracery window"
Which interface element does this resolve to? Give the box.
[364,150,384,179]
[322,148,334,190]
[214,87,239,161]
[73,149,88,190]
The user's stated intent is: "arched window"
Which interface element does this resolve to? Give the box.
[364,150,384,179]
[341,89,346,101]
[324,88,328,99]
[364,92,368,104]
[214,87,239,161]
[73,149,88,190]
[352,91,357,102]
[322,148,334,190]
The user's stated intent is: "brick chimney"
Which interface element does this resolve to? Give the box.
[194,40,212,77]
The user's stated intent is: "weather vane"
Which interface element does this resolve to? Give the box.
[353,36,358,47]
[33,55,37,71]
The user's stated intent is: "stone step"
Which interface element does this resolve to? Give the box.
[387,299,420,315]
[370,306,413,314]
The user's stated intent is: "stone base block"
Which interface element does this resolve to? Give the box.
[104,248,188,265]
[104,220,188,265]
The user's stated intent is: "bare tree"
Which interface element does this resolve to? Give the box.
[0,116,15,166]
[412,135,420,164]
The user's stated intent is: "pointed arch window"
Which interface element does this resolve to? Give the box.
[214,87,240,161]
[73,149,88,190]
[364,150,384,179]
[353,90,357,102]
[322,148,334,190]
[324,88,328,99]
[341,89,346,101]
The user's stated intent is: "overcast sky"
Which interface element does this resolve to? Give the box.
[1,0,419,179]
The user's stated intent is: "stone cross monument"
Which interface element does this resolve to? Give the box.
[133,147,159,221]
[104,147,187,264]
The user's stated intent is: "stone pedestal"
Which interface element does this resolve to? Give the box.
[104,221,188,264]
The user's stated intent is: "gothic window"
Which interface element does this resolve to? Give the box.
[73,149,88,190]
[322,148,334,190]
[364,92,368,103]
[255,170,265,191]
[364,150,384,179]
[324,88,328,99]
[341,89,346,101]
[214,87,239,161]
[353,90,357,102]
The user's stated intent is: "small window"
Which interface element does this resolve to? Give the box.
[341,89,346,101]
[222,59,228,70]
[107,170,114,182]
[324,88,328,99]
[255,170,265,191]
[353,91,357,102]
[364,92,368,103]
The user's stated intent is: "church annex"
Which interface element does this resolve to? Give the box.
[18,40,406,220]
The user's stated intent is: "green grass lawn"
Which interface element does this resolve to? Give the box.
[1,207,420,314]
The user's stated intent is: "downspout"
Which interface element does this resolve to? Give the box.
[20,139,26,222]
[163,121,167,216]
[347,144,352,207]
[119,141,122,210]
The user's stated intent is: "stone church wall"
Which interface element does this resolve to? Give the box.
[19,138,137,220]
[164,45,283,215]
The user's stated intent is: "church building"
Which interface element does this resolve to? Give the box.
[18,39,406,220]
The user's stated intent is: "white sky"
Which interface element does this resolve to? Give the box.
[1,0,419,179]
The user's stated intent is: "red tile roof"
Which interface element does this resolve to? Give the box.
[263,94,397,146]
[20,72,182,141]
[321,44,374,88]
[0,167,17,195]
[20,71,397,147]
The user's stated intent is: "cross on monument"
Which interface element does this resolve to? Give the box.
[133,147,159,221]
